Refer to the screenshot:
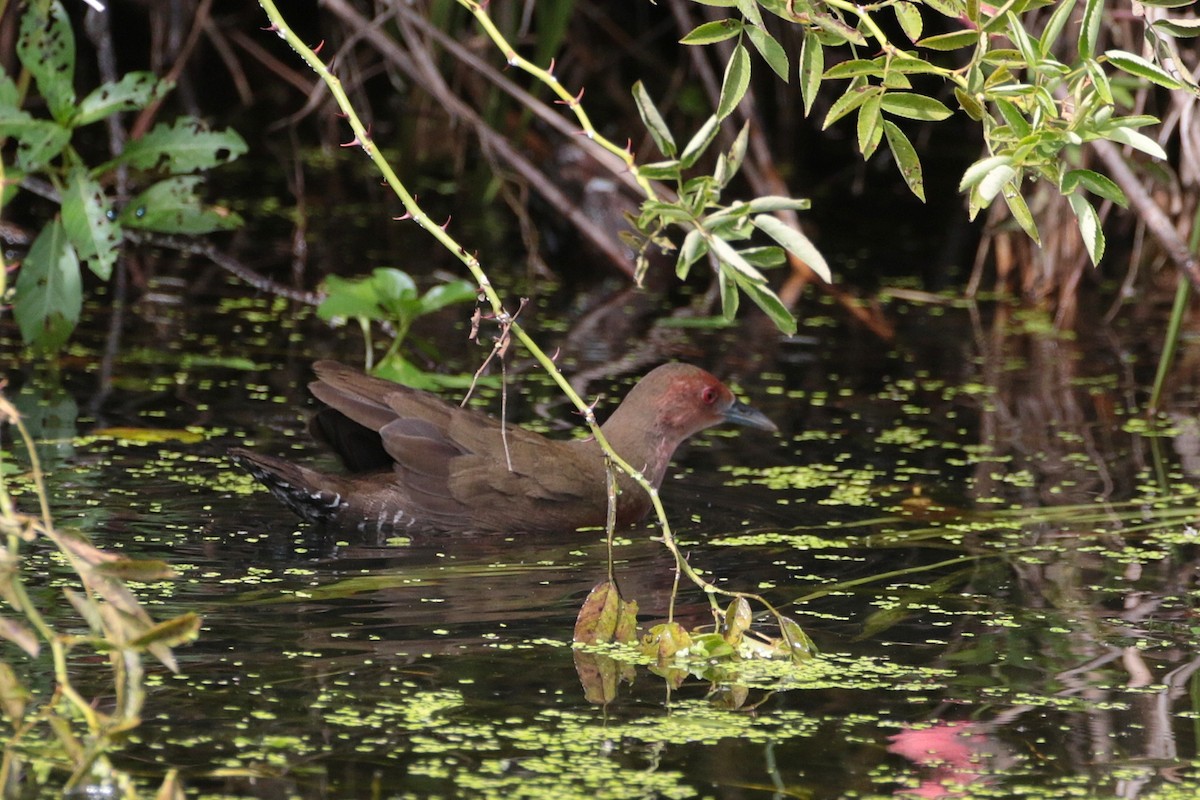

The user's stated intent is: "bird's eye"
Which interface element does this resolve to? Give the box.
[701,386,718,405]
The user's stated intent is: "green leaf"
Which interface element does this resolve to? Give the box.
[74,72,171,127]
[735,0,765,27]
[108,118,248,174]
[799,32,824,116]
[717,266,739,320]
[61,168,120,280]
[954,87,984,120]
[745,25,789,81]
[1151,17,1200,37]
[1067,193,1105,265]
[823,82,878,128]
[1104,49,1184,90]
[880,92,953,121]
[120,177,243,234]
[1002,188,1040,243]
[824,59,884,80]
[894,1,923,42]
[857,93,883,158]
[1039,0,1077,57]
[1005,11,1039,68]
[418,279,477,315]
[680,19,743,45]
[752,214,832,282]
[0,111,71,172]
[916,30,979,50]
[710,234,769,283]
[1139,0,1200,6]
[1101,124,1167,160]
[319,270,413,322]
[1084,59,1114,105]
[1062,169,1128,207]
[632,81,676,158]
[676,228,708,279]
[0,69,18,108]
[14,220,81,351]
[977,163,1016,203]
[739,245,787,266]
[17,0,76,124]
[923,0,967,17]
[883,120,925,202]
[637,160,683,181]
[736,273,796,334]
[716,43,752,121]
[680,115,720,168]
[959,154,1014,191]
[1079,0,1103,58]
[745,195,812,212]
[994,98,1031,137]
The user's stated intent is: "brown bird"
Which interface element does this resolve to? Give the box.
[230,360,776,534]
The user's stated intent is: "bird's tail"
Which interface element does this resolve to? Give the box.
[229,448,349,524]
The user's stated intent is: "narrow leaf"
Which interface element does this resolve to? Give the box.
[800,31,824,116]
[746,25,789,81]
[977,163,1017,203]
[880,92,953,121]
[680,115,720,168]
[857,93,883,158]
[106,118,248,174]
[0,616,39,657]
[680,19,744,45]
[716,43,752,121]
[917,30,979,50]
[883,120,925,202]
[959,154,1014,191]
[954,87,984,120]
[1039,0,1077,57]
[1151,18,1200,37]
[1079,0,1104,58]
[745,195,812,212]
[752,214,832,282]
[1067,192,1105,265]
[823,82,879,128]
[1062,169,1128,207]
[1101,125,1168,160]
[676,228,708,279]
[1104,49,1184,89]
[1002,188,1040,243]
[632,81,677,158]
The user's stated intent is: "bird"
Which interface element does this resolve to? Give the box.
[229,360,777,534]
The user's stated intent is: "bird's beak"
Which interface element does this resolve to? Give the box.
[724,400,778,433]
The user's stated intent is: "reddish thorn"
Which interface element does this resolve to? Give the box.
[335,111,348,119]
[340,137,360,148]
[625,138,633,154]
[312,39,325,55]
[548,57,556,76]
[440,215,452,231]
[551,347,560,362]
[261,24,280,32]
[394,211,413,221]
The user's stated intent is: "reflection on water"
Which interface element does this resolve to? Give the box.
[5,294,1200,798]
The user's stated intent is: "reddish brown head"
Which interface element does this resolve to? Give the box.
[600,363,776,488]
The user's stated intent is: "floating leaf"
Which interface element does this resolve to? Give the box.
[641,622,692,663]
[716,43,752,121]
[574,582,625,644]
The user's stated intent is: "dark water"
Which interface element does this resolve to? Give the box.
[6,287,1200,799]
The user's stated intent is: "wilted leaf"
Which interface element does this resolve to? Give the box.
[722,597,753,644]
[94,558,177,582]
[155,769,186,800]
[777,615,817,660]
[129,612,202,653]
[574,582,621,644]
[0,661,29,724]
[0,615,40,657]
[641,622,692,663]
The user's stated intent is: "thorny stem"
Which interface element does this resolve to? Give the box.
[257,2,806,651]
